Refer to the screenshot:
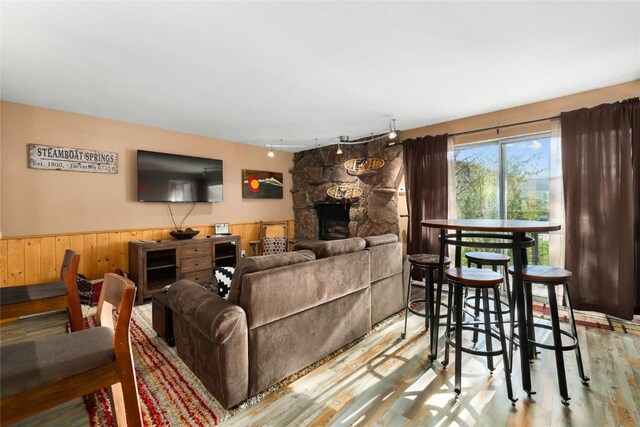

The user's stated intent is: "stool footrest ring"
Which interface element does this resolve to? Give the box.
[464,295,511,315]
[445,325,506,358]
[512,323,579,351]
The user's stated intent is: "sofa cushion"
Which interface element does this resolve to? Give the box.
[364,234,398,247]
[241,250,370,329]
[227,250,316,304]
[311,237,366,259]
[368,241,403,283]
[292,240,323,251]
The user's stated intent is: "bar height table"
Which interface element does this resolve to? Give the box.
[421,219,561,395]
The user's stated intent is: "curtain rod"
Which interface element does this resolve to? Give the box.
[448,115,559,137]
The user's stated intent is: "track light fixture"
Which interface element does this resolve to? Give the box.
[388,119,397,140]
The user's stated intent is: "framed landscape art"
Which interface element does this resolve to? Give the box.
[242,169,283,199]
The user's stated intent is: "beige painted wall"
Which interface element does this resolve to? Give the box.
[0,102,294,237]
[402,80,640,145]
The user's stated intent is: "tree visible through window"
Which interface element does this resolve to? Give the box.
[454,134,551,265]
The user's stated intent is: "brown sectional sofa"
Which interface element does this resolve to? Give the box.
[167,234,404,409]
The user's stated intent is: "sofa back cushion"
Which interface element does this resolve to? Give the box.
[311,237,366,259]
[364,234,403,282]
[240,250,370,329]
[227,250,316,304]
[364,234,398,247]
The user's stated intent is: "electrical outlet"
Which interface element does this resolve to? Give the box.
[241,250,246,257]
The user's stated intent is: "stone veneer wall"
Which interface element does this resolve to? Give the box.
[292,138,404,239]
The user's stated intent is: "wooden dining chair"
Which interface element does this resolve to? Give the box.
[0,273,143,426]
[0,249,83,332]
[251,220,290,255]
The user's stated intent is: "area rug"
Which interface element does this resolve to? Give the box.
[409,295,640,336]
[531,300,640,336]
[81,305,230,426]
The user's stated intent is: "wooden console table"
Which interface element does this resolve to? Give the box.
[129,235,240,304]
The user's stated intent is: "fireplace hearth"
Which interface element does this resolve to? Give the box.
[316,203,350,240]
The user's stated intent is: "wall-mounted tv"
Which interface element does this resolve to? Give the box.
[137,150,223,202]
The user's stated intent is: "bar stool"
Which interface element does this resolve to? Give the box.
[464,252,512,345]
[401,254,450,339]
[508,265,589,405]
[443,267,516,404]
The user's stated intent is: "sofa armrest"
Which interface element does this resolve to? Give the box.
[167,279,249,408]
[168,279,246,344]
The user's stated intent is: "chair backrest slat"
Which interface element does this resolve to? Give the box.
[96,273,136,336]
[60,249,78,281]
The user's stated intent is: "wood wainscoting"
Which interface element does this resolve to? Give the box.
[0,220,294,287]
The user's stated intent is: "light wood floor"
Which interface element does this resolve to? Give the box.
[2,301,639,427]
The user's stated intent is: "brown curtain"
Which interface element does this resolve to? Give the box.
[631,100,640,314]
[403,134,448,255]
[561,98,639,320]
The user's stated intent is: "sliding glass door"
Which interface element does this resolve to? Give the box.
[454,133,553,265]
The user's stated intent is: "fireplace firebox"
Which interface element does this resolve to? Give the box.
[315,203,350,240]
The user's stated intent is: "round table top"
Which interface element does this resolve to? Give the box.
[421,218,561,232]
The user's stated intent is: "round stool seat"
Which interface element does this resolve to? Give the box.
[445,267,503,286]
[408,254,451,267]
[465,251,510,265]
[508,265,571,282]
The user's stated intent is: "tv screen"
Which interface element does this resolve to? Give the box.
[137,150,223,202]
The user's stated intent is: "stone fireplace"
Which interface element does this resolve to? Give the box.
[316,203,350,240]
[292,138,403,240]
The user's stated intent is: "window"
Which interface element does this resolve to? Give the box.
[454,133,552,265]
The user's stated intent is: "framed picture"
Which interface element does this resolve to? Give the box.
[214,223,229,235]
[242,170,283,199]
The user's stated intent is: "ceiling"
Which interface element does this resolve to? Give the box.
[2,1,639,152]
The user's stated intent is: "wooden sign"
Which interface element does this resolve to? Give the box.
[344,157,385,175]
[28,144,118,174]
[327,185,363,200]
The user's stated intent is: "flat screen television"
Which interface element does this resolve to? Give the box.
[137,150,223,202]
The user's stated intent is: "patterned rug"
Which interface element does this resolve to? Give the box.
[408,294,640,336]
[531,300,640,335]
[83,305,230,426]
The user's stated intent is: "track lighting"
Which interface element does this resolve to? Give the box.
[388,119,397,140]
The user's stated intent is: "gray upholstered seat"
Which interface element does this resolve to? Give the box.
[0,326,115,399]
[0,281,66,305]
[0,250,83,333]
